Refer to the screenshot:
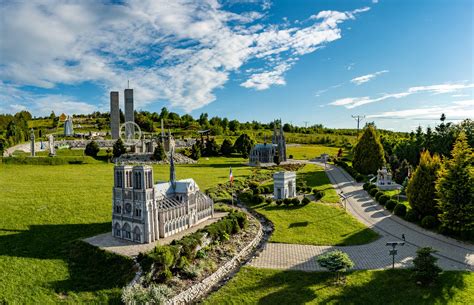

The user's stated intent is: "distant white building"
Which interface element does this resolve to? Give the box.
[273,171,296,200]
[112,151,214,243]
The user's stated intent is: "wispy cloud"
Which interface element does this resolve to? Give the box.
[351,70,388,85]
[367,100,474,120]
[0,1,369,113]
[330,82,474,109]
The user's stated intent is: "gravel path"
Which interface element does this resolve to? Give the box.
[250,162,473,271]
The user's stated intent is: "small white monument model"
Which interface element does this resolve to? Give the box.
[48,134,55,156]
[273,171,296,200]
[375,167,400,190]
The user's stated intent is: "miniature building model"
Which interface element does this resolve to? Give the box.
[249,119,286,165]
[110,91,120,139]
[273,171,296,200]
[375,167,400,190]
[111,152,214,243]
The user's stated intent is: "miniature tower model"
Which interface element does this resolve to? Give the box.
[30,129,35,157]
[124,88,134,138]
[110,91,120,139]
[48,134,55,156]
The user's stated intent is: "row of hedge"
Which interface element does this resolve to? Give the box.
[138,211,248,283]
[1,156,99,165]
[363,183,439,229]
[334,160,365,182]
[274,196,311,206]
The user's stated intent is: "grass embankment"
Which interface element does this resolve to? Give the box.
[0,157,252,303]
[205,267,474,305]
[253,164,378,246]
[286,145,342,160]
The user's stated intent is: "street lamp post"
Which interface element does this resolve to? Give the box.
[385,241,405,269]
[339,191,354,211]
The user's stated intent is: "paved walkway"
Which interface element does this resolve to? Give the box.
[84,212,227,257]
[250,163,474,271]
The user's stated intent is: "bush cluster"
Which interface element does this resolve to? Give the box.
[374,191,384,201]
[334,160,366,182]
[404,210,419,222]
[138,211,248,283]
[301,197,311,205]
[282,198,301,206]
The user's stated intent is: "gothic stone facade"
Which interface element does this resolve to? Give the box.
[249,119,287,165]
[112,160,214,243]
[273,171,296,200]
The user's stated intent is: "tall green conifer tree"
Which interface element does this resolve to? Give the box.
[352,126,385,174]
[436,132,474,236]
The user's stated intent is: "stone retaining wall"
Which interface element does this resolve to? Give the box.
[166,220,264,305]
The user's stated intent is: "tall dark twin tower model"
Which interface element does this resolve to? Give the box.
[110,88,134,140]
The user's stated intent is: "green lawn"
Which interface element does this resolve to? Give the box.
[252,164,378,246]
[287,145,341,160]
[205,267,474,305]
[0,157,252,303]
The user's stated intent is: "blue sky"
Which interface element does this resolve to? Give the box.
[0,0,472,131]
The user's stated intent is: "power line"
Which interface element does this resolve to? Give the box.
[352,115,365,135]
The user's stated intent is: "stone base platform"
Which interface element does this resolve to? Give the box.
[83,212,227,257]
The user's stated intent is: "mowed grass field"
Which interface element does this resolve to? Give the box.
[253,164,378,246]
[204,267,474,305]
[0,157,251,303]
[287,145,348,160]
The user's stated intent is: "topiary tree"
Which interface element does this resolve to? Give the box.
[374,191,384,201]
[436,132,474,237]
[85,140,100,157]
[394,203,407,217]
[190,143,201,160]
[378,194,390,206]
[352,126,385,175]
[385,199,397,211]
[113,138,126,158]
[421,215,437,229]
[316,250,354,283]
[204,139,220,157]
[412,247,441,286]
[406,151,442,219]
[369,188,379,197]
[152,144,166,161]
[220,138,234,156]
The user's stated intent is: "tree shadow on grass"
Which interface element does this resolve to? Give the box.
[235,267,469,305]
[0,223,134,301]
[289,221,310,228]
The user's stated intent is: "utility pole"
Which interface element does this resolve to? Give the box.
[352,115,365,135]
[303,121,309,128]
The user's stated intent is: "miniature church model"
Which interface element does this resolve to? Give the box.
[111,151,214,244]
[273,171,296,200]
[249,119,287,166]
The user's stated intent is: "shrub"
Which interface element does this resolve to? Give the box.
[405,210,419,222]
[121,283,152,304]
[374,191,384,201]
[291,198,300,205]
[289,154,293,159]
[252,188,260,195]
[306,187,312,193]
[149,284,173,304]
[265,197,272,204]
[316,250,354,283]
[369,188,379,197]
[182,264,201,279]
[283,198,291,205]
[85,141,100,157]
[248,181,259,189]
[378,195,390,205]
[412,247,441,286]
[394,204,407,217]
[421,215,438,229]
[367,184,377,191]
[152,144,166,161]
[363,182,370,190]
[302,197,310,205]
[276,199,283,205]
[157,268,173,283]
[355,173,364,182]
[385,199,397,211]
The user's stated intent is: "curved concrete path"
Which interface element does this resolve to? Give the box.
[250,162,473,271]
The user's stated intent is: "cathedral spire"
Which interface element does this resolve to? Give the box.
[170,148,176,190]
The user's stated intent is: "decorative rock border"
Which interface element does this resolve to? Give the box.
[166,215,264,305]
